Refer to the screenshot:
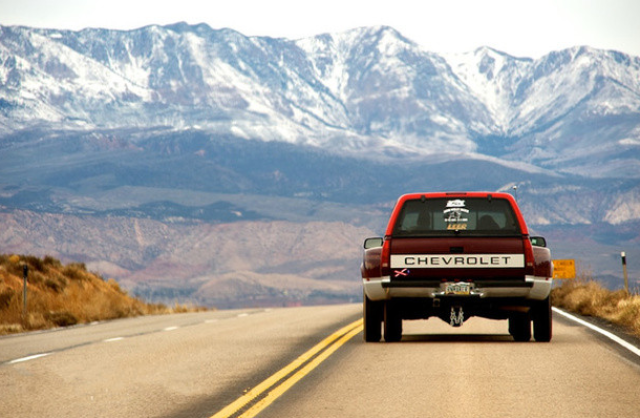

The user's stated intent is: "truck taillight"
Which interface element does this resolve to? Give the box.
[381,238,391,275]
[523,237,535,275]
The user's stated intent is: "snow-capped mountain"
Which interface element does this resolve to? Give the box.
[2,23,639,177]
[445,46,640,177]
[0,24,484,154]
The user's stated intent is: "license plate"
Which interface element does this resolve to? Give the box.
[445,282,471,295]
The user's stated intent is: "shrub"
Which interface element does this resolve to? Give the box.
[45,311,78,327]
[0,288,15,309]
[27,270,46,286]
[44,277,66,293]
[43,255,61,268]
[552,279,640,337]
[62,264,87,281]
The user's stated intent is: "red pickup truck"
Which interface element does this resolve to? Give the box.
[361,192,553,342]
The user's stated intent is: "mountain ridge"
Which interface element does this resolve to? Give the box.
[2,23,639,176]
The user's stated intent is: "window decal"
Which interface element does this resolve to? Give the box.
[444,199,469,224]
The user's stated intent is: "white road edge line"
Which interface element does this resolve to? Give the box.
[553,307,640,357]
[104,337,125,342]
[9,353,53,364]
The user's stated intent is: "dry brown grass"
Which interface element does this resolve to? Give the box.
[552,278,640,336]
[0,254,208,335]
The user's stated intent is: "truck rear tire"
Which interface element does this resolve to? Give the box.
[533,297,552,342]
[363,292,383,342]
[384,301,402,342]
[509,314,531,342]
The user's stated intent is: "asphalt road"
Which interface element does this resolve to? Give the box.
[2,304,640,418]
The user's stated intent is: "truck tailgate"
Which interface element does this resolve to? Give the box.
[389,236,527,282]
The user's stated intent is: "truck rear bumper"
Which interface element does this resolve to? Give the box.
[363,275,552,302]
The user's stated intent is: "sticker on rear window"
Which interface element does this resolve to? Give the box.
[444,200,469,225]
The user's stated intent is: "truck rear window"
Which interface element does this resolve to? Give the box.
[393,197,521,236]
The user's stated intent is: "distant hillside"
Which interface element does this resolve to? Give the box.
[0,213,375,308]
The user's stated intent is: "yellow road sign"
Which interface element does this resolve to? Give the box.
[553,259,576,279]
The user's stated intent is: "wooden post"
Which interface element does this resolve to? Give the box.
[621,252,629,293]
[22,264,28,323]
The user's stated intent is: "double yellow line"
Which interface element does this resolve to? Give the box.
[210,318,363,418]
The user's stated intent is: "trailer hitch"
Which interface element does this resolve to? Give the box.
[450,306,464,327]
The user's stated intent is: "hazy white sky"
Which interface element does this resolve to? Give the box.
[1,0,639,58]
